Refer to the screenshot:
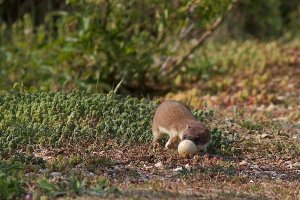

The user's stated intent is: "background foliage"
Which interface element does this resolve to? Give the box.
[0,0,231,93]
[0,2,300,198]
[1,0,299,93]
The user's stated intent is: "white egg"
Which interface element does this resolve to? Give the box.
[178,140,197,156]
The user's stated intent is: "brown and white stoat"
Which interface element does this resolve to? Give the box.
[152,100,210,151]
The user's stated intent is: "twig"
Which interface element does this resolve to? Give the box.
[174,17,222,68]
[161,0,237,76]
[160,22,195,72]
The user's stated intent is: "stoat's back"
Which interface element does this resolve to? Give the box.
[152,100,196,132]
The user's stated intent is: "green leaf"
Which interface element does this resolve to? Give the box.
[38,179,60,192]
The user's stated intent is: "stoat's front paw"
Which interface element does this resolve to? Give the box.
[165,140,177,149]
[165,142,171,149]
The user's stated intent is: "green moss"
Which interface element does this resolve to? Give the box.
[0,91,234,155]
[0,91,157,150]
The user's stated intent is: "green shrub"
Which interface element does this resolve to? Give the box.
[0,91,234,155]
[221,0,300,39]
[1,0,300,93]
[207,128,239,156]
[238,0,283,38]
[0,91,157,150]
[0,0,232,92]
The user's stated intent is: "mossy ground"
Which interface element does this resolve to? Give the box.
[1,40,300,199]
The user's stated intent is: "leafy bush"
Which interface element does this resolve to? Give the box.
[207,128,239,156]
[237,0,283,38]
[220,0,300,39]
[0,0,232,92]
[1,0,300,93]
[172,39,291,93]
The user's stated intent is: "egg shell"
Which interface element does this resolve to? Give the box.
[178,140,197,156]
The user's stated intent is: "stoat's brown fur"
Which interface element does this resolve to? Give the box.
[152,100,210,150]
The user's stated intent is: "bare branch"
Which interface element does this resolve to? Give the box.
[160,22,195,72]
[174,17,222,68]
[159,0,237,76]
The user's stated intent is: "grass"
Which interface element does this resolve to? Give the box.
[0,90,239,199]
[0,39,300,199]
[1,85,299,199]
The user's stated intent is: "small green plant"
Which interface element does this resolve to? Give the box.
[38,179,67,197]
[239,119,263,131]
[0,175,24,200]
[193,109,214,122]
[86,177,120,197]
[13,153,46,167]
[0,161,24,200]
[38,176,119,198]
[207,128,239,156]
[69,175,86,195]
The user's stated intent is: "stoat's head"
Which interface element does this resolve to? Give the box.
[182,122,210,151]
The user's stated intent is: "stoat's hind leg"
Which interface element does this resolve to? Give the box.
[152,130,164,147]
